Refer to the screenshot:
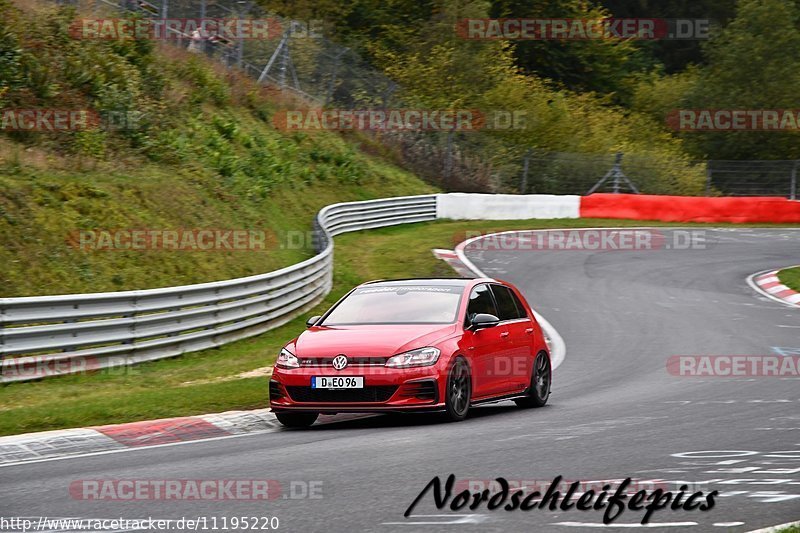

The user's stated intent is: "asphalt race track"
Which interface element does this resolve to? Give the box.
[2,228,799,532]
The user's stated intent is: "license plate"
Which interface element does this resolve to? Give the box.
[312,376,364,389]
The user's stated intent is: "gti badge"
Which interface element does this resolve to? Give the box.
[332,354,348,370]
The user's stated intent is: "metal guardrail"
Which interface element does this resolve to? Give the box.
[0,195,438,383]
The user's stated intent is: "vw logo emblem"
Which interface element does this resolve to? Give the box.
[332,354,348,371]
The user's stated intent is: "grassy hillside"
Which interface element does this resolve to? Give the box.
[0,2,433,297]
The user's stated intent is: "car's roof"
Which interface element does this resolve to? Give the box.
[360,278,496,288]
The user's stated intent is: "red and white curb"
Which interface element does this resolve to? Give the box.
[748,267,800,308]
[0,409,280,467]
[432,249,476,278]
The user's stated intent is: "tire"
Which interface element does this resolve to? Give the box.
[276,412,318,428]
[515,351,551,408]
[444,357,471,421]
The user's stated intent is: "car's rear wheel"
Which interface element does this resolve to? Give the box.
[515,351,551,408]
[444,357,471,421]
[276,412,318,428]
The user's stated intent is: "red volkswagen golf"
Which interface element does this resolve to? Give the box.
[269,278,551,427]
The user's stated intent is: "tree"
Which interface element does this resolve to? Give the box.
[683,0,800,159]
[489,0,653,98]
[600,0,737,73]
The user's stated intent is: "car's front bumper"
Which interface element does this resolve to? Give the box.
[269,365,445,413]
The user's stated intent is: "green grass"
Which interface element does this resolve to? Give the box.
[0,153,432,296]
[775,526,800,533]
[2,218,797,436]
[778,266,800,292]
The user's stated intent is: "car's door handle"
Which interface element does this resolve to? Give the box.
[525,328,534,334]
[500,331,510,338]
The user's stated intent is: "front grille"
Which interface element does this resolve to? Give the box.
[298,357,389,367]
[398,380,438,401]
[286,385,398,403]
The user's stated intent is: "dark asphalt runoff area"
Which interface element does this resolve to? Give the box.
[1,228,799,532]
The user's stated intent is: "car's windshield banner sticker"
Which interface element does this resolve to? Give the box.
[355,286,458,294]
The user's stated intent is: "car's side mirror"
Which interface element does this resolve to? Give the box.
[306,315,322,328]
[470,313,500,330]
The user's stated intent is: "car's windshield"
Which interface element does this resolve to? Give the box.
[321,285,463,325]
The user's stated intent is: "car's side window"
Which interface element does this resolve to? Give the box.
[506,286,530,319]
[465,284,498,324]
[508,290,530,318]
[490,284,524,321]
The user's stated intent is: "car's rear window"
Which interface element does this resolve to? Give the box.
[321,285,463,325]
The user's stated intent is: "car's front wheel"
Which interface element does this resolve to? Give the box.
[444,357,471,421]
[515,351,551,408]
[276,412,318,428]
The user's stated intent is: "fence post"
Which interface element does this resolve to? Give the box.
[382,81,397,108]
[325,49,348,105]
[278,27,290,87]
[612,152,622,194]
[520,149,531,194]
[443,130,454,189]
[705,161,713,196]
[234,1,255,70]
[587,152,639,195]
[161,0,168,18]
[791,160,798,201]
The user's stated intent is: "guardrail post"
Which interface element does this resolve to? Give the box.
[125,295,137,345]
[791,160,797,201]
[213,286,221,330]
[705,161,713,196]
[64,317,77,353]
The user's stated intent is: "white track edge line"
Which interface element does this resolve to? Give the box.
[745,519,800,533]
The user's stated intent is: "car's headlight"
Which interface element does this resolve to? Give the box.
[277,347,300,369]
[385,347,441,368]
